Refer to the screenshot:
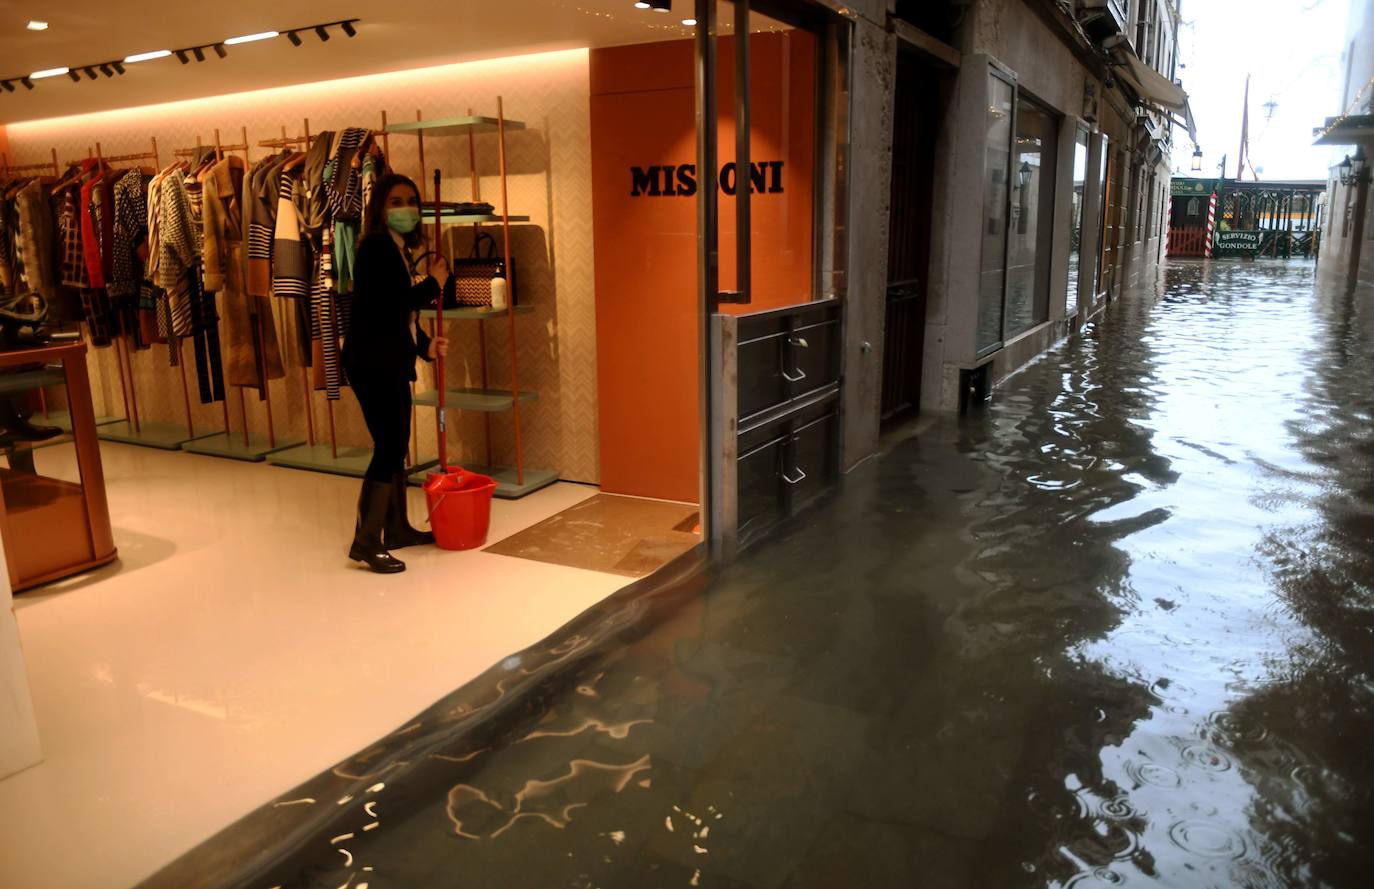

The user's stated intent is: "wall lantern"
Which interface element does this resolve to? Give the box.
[1338,154,1353,186]
[1190,147,1202,172]
[1018,160,1032,190]
[1349,150,1368,185]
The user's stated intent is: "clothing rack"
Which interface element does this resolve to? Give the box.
[0,149,60,179]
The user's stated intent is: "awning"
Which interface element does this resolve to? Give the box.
[1313,114,1374,145]
[1165,98,1199,145]
[1117,52,1188,114]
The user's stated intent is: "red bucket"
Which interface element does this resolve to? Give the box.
[424,468,497,551]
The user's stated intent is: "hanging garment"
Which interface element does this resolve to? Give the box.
[202,156,285,391]
[0,195,17,296]
[155,171,198,291]
[109,169,147,301]
[14,179,58,300]
[313,223,343,399]
[184,269,226,404]
[58,187,90,290]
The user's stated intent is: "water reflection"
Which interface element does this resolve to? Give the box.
[139,260,1374,888]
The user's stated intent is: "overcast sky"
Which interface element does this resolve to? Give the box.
[1170,0,1350,181]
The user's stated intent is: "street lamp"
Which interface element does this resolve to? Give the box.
[1191,146,1202,172]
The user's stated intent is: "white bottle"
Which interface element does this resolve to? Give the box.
[490,276,508,311]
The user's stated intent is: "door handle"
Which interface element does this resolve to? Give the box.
[789,336,809,348]
[782,466,807,485]
[782,367,807,383]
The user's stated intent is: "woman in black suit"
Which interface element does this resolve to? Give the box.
[342,173,449,573]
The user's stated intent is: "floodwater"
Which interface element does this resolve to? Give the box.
[142,260,1374,888]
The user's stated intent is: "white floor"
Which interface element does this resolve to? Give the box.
[0,441,629,889]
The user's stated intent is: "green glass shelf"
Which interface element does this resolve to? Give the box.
[183,432,303,463]
[424,212,531,224]
[419,305,533,321]
[408,464,559,500]
[0,367,66,395]
[98,420,219,451]
[268,442,438,479]
[412,387,538,413]
[383,115,527,136]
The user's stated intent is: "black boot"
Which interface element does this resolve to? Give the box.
[349,480,406,573]
[383,471,435,550]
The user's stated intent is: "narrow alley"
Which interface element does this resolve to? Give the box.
[139,259,1374,888]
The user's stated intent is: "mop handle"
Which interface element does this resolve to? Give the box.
[432,168,447,472]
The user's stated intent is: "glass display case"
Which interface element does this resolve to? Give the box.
[0,340,117,592]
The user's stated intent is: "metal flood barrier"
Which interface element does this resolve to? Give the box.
[711,299,842,553]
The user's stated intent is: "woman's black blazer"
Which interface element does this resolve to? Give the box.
[341,233,441,385]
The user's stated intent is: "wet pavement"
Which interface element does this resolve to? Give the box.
[142,259,1374,888]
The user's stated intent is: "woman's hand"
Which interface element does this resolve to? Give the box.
[427,336,450,360]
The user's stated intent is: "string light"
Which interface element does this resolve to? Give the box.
[1314,69,1374,142]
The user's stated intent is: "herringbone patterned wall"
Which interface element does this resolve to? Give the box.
[6,49,600,484]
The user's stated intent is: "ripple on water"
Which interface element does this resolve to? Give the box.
[1168,819,1248,860]
[1205,711,1269,746]
[1181,744,1234,773]
[1124,758,1183,790]
[1097,795,1139,821]
[1063,868,1126,888]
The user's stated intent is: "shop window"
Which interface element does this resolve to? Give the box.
[1067,128,1090,316]
[1003,93,1058,339]
[975,72,1015,354]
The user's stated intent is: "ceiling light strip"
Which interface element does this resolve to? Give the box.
[0,19,359,93]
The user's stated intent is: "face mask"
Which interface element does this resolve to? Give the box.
[386,207,421,235]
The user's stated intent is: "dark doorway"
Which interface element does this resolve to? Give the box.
[880,49,940,424]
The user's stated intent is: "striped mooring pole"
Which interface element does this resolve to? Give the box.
[1204,190,1218,258]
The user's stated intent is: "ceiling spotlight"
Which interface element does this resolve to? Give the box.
[225,31,278,45]
[341,21,357,37]
[287,30,301,46]
[124,49,172,63]
[26,21,48,31]
[175,49,189,64]
[213,43,228,58]
[111,61,124,75]
[635,1,651,7]
[649,0,671,11]
[100,63,113,77]
[67,69,81,82]
[315,26,330,41]
[1,81,14,93]
[21,76,34,89]
[83,66,98,80]
[30,66,70,79]
[682,17,697,25]
[193,46,206,62]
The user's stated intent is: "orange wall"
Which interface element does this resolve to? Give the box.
[590,33,816,503]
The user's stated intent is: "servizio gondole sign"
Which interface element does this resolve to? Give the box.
[1214,230,1263,256]
[630,161,785,197]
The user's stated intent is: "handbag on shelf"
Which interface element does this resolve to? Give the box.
[446,232,516,309]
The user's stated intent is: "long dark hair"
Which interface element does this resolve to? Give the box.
[363,172,426,249]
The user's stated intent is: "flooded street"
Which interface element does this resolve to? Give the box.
[145,259,1374,888]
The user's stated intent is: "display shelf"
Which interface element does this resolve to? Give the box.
[0,366,66,394]
[383,115,526,136]
[413,387,538,413]
[419,305,533,321]
[425,211,531,224]
[408,463,559,500]
[1,430,75,454]
[98,420,219,451]
[183,432,303,462]
[268,442,438,479]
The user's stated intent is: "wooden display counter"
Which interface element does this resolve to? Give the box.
[0,341,117,592]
